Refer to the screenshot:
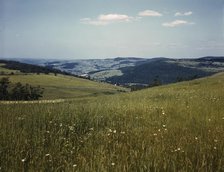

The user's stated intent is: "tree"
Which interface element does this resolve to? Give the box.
[0,77,10,100]
[30,85,44,100]
[11,82,23,100]
[149,76,162,87]
[0,77,44,100]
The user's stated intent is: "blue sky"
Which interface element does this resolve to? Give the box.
[0,0,224,59]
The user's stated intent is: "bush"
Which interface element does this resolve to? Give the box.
[0,77,44,100]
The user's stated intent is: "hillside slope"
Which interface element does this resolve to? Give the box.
[1,73,223,171]
[107,59,213,85]
[0,62,127,99]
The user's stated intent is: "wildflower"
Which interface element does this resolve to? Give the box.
[73,164,77,167]
[46,131,50,134]
[111,162,115,166]
[69,126,74,131]
[164,128,167,131]
[195,137,198,140]
[158,129,161,132]
[45,154,50,157]
[214,139,218,143]
[208,118,211,122]
[89,127,94,131]
[120,131,125,134]
[113,130,116,134]
[177,148,181,151]
[21,158,26,162]
[162,124,166,128]
[108,129,112,133]
[214,146,217,150]
[222,117,224,120]
[153,133,157,136]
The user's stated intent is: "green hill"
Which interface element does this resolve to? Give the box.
[0,70,223,171]
[0,62,128,100]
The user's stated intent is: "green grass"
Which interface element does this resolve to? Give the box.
[0,72,224,171]
[0,68,128,99]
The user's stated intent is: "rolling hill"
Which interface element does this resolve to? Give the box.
[8,56,224,86]
[0,61,128,100]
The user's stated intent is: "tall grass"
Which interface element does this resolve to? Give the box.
[0,74,224,171]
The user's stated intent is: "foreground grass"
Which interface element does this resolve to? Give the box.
[0,73,224,171]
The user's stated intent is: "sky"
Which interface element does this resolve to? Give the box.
[0,0,224,59]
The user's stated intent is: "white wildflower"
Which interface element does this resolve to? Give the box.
[89,128,94,131]
[69,126,74,131]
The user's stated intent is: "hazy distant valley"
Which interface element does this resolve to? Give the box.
[12,56,224,86]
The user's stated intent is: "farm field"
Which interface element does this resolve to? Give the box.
[0,72,224,171]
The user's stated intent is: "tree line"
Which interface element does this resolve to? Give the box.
[0,77,43,100]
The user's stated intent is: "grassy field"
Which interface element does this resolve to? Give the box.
[0,64,21,74]
[0,71,127,99]
[0,72,223,171]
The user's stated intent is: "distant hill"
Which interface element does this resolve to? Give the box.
[107,59,213,85]
[3,56,224,86]
[0,59,71,75]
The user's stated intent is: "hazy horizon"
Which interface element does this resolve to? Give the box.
[1,55,224,61]
[1,0,224,59]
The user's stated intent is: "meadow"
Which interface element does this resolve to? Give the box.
[0,73,127,100]
[0,73,224,171]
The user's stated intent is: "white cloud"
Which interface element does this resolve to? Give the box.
[98,14,131,22]
[138,10,162,17]
[175,11,193,16]
[80,14,134,26]
[162,20,194,27]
